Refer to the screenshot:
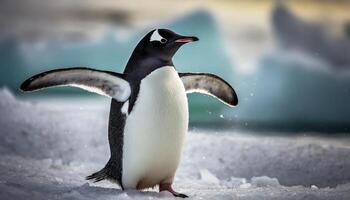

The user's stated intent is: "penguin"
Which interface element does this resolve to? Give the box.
[20,29,238,198]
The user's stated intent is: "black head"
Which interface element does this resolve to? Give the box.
[124,29,198,79]
[143,29,198,61]
[127,29,198,66]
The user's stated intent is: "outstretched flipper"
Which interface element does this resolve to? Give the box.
[20,67,131,102]
[179,72,238,107]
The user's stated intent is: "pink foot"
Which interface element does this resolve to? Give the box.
[159,183,188,198]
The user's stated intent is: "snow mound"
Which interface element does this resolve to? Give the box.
[199,169,220,184]
[251,176,280,187]
[1,88,350,200]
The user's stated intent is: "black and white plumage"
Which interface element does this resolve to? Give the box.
[179,72,238,106]
[20,29,238,198]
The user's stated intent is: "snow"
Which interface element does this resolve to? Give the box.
[1,88,350,199]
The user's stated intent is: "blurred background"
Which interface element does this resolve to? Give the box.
[1,0,350,133]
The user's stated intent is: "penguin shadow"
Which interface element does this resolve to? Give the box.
[74,183,172,198]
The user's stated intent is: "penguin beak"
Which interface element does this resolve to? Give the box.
[175,36,199,43]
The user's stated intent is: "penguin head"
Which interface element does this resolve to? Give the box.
[136,29,199,62]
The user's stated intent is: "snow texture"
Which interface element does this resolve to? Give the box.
[0,88,350,199]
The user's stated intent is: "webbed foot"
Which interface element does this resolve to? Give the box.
[159,183,188,198]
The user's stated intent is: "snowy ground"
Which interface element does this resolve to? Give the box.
[0,88,350,200]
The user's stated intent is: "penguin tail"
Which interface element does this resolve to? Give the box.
[86,160,122,187]
[86,168,109,183]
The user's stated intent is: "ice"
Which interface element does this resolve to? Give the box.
[0,87,350,199]
[239,182,251,189]
[251,176,280,188]
[199,169,220,184]
[311,185,319,190]
[272,3,350,69]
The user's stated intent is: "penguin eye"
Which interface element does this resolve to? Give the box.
[160,38,167,44]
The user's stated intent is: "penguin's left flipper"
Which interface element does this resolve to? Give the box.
[20,67,131,102]
[179,73,238,107]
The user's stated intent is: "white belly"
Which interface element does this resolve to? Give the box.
[122,66,189,189]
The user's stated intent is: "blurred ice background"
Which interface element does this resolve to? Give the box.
[0,0,350,199]
[1,0,350,131]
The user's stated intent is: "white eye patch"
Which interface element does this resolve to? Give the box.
[150,29,167,43]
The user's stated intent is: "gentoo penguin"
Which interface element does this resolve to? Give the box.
[20,29,238,198]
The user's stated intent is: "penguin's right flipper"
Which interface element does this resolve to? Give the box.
[20,67,131,102]
[179,73,238,107]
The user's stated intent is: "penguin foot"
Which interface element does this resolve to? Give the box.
[159,183,188,198]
